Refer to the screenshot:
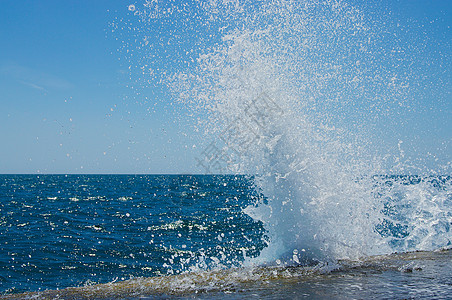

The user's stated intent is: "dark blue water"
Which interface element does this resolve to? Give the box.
[0,175,450,299]
[0,175,266,294]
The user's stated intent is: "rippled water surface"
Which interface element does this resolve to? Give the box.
[1,175,450,299]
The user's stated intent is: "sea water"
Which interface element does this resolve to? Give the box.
[2,0,451,298]
[0,175,450,299]
[0,175,266,294]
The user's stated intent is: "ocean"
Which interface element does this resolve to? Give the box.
[0,174,450,299]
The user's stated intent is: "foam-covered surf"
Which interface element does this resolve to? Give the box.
[3,249,451,299]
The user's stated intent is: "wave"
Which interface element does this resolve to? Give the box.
[120,0,451,265]
[2,249,450,299]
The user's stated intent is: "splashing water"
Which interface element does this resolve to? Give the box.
[117,0,451,267]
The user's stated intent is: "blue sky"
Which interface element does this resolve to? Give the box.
[0,0,197,174]
[0,0,450,174]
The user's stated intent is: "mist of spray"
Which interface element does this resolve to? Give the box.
[119,0,451,265]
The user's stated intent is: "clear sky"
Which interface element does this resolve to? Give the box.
[0,0,450,174]
[0,0,198,174]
